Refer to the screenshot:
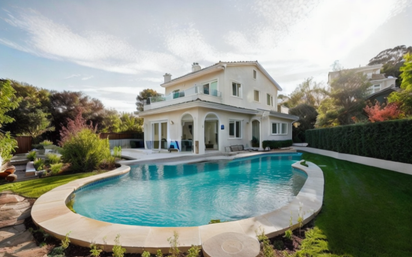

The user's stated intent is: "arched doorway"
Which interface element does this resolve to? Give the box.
[204,113,219,150]
[252,120,260,148]
[181,114,194,152]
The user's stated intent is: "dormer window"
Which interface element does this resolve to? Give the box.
[232,82,242,97]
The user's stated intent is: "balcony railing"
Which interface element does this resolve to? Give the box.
[144,85,221,110]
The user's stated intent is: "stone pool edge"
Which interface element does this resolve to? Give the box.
[31,160,324,254]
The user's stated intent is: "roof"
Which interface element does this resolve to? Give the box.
[161,61,282,91]
[328,64,383,76]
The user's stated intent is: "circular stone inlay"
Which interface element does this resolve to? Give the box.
[202,232,260,257]
[221,239,244,254]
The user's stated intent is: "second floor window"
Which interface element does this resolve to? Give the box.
[371,84,381,94]
[232,82,242,97]
[254,90,260,102]
[253,70,257,79]
[267,93,273,106]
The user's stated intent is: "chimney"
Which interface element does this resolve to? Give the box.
[192,62,201,72]
[163,73,172,83]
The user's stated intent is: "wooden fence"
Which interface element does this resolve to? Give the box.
[15,136,32,154]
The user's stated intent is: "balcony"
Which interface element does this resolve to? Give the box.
[144,85,221,111]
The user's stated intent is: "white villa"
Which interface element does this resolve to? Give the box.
[139,61,298,154]
[328,64,397,97]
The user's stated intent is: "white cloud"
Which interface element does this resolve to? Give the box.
[81,75,94,81]
[141,77,163,83]
[64,74,81,79]
[165,25,217,62]
[1,8,179,75]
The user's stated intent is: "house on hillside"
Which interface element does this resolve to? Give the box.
[328,64,397,103]
[138,61,298,154]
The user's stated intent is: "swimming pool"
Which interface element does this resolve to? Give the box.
[73,153,306,227]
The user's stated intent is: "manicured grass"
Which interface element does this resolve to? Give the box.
[303,152,412,257]
[0,172,100,198]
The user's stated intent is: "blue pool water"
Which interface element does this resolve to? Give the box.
[73,153,307,227]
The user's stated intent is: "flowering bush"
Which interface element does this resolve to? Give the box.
[363,101,403,122]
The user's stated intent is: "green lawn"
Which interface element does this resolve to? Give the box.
[0,172,100,198]
[303,152,412,257]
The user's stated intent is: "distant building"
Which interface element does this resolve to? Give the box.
[328,64,397,103]
[138,61,298,154]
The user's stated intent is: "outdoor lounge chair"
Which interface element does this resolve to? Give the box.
[0,164,16,178]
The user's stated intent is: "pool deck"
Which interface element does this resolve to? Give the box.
[31,150,324,254]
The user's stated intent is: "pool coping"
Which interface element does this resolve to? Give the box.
[31,155,324,254]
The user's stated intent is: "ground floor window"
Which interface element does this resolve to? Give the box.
[229,120,241,138]
[271,122,287,135]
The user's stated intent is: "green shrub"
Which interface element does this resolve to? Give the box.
[168,231,180,257]
[262,140,293,149]
[306,119,412,164]
[113,146,122,158]
[27,150,37,161]
[33,158,45,171]
[256,228,275,257]
[294,227,330,257]
[0,132,18,164]
[50,163,64,175]
[284,229,292,241]
[89,244,102,257]
[60,129,111,173]
[141,251,151,257]
[47,153,61,164]
[187,245,201,257]
[40,140,53,146]
[112,234,126,257]
[61,232,71,249]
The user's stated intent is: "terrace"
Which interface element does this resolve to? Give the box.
[143,84,221,111]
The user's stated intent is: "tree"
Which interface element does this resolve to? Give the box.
[364,101,403,122]
[4,81,54,139]
[388,52,412,115]
[119,113,143,132]
[289,104,318,142]
[368,45,412,87]
[100,109,122,133]
[0,79,21,127]
[136,89,161,112]
[281,78,326,108]
[316,70,371,127]
[50,91,105,142]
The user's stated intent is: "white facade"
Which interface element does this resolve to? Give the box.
[328,64,397,95]
[139,61,298,154]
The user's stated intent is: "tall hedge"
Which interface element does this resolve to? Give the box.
[305,119,412,164]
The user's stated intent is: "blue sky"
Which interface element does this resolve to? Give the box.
[1,0,411,112]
